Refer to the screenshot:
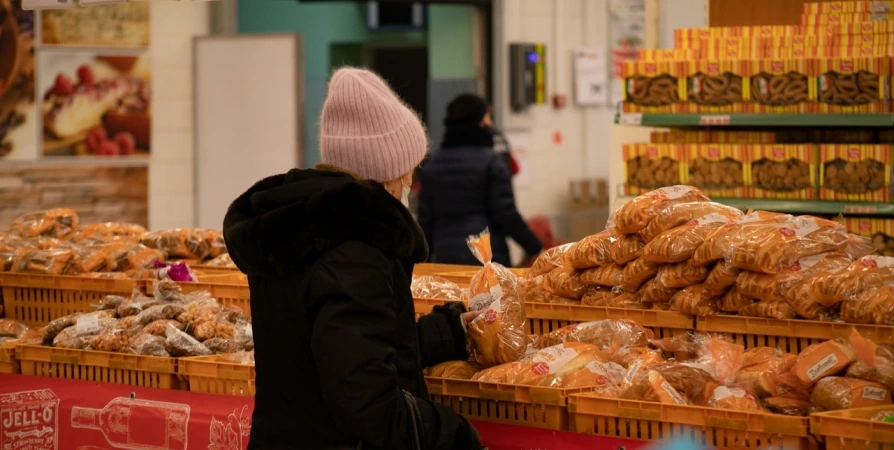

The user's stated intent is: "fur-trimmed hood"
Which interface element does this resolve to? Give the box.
[223,167,428,278]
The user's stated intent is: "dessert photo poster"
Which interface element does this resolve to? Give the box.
[0,0,37,161]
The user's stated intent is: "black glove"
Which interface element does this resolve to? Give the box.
[453,416,482,450]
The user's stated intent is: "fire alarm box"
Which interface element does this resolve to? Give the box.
[510,43,546,111]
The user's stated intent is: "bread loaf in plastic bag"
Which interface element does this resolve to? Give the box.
[609,186,711,234]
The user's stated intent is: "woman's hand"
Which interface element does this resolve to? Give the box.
[461,310,484,326]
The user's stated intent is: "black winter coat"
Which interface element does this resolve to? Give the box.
[418,125,542,267]
[224,166,480,450]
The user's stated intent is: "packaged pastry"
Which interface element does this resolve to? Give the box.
[735,347,797,398]
[692,211,791,267]
[140,228,212,260]
[792,339,856,386]
[203,229,227,259]
[580,264,624,287]
[640,277,679,304]
[128,333,170,357]
[619,258,659,291]
[727,216,848,274]
[622,364,717,406]
[0,233,27,252]
[11,249,81,275]
[465,230,528,367]
[0,320,31,339]
[535,320,654,352]
[53,316,117,349]
[206,253,236,268]
[126,244,165,271]
[613,346,665,370]
[805,255,894,308]
[541,266,587,299]
[9,208,79,239]
[74,222,146,243]
[610,234,644,265]
[424,361,482,380]
[709,386,762,411]
[763,396,812,416]
[471,342,609,387]
[811,377,891,411]
[410,276,467,302]
[580,286,616,306]
[609,186,711,234]
[841,284,894,325]
[738,300,798,320]
[164,324,212,357]
[609,292,646,309]
[642,213,741,264]
[656,261,709,288]
[530,243,575,277]
[89,325,143,353]
[703,260,740,295]
[566,231,617,269]
[718,287,755,313]
[639,202,743,243]
[738,252,852,304]
[562,360,627,394]
[670,285,719,316]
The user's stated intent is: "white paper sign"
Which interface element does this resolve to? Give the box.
[574,47,608,106]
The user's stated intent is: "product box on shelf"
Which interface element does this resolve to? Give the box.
[848,217,894,257]
[743,59,813,113]
[621,61,684,113]
[685,144,748,198]
[681,59,747,113]
[677,37,761,60]
[804,1,894,14]
[802,11,894,25]
[649,130,712,144]
[806,21,894,36]
[637,48,698,61]
[623,143,686,196]
[711,131,776,144]
[748,144,817,199]
[819,144,892,201]
[816,57,891,113]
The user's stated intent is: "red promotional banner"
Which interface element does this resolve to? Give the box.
[0,374,648,450]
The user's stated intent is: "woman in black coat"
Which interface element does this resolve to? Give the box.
[418,94,542,267]
[224,68,482,450]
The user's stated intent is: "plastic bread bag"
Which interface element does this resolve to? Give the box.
[803,256,894,309]
[0,232,27,252]
[566,230,617,269]
[581,286,616,306]
[117,294,165,318]
[640,277,679,304]
[622,363,718,406]
[608,186,711,234]
[727,216,848,275]
[708,386,763,411]
[140,228,212,260]
[141,319,185,337]
[411,275,467,302]
[620,370,690,405]
[846,233,878,260]
[739,253,852,304]
[84,272,130,280]
[843,330,894,392]
[0,252,13,272]
[610,234,644,265]
[11,249,81,275]
[735,347,797,398]
[128,333,171,357]
[89,323,144,353]
[639,202,743,243]
[619,258,659,291]
[642,213,739,264]
[811,377,892,411]
[579,264,623,288]
[471,342,609,387]
[206,253,236,268]
[9,208,79,239]
[74,222,147,243]
[164,323,212,357]
[42,310,115,344]
[53,316,117,349]
[656,261,709,288]
[0,320,31,339]
[873,410,894,422]
[521,276,573,304]
[613,346,666,370]
[423,361,483,380]
[792,338,856,386]
[541,266,587,299]
[177,293,223,325]
[96,294,128,311]
[763,396,812,416]
[202,229,228,259]
[126,244,165,272]
[841,284,894,325]
[670,285,719,316]
[703,261,740,296]
[563,360,628,394]
[202,337,243,354]
[608,291,647,310]
[739,300,798,320]
[535,320,654,353]
[718,288,755,313]
[530,243,575,277]
[691,211,791,267]
[135,304,187,326]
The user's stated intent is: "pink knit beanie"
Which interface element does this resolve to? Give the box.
[320,68,428,182]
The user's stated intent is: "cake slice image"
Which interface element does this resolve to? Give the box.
[43,76,141,139]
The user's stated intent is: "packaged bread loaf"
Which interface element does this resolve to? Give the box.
[811,377,891,411]
[9,208,79,239]
[11,249,81,275]
[739,300,798,320]
[670,285,719,316]
[0,320,31,339]
[614,346,666,370]
[610,234,644,265]
[763,396,812,416]
[203,229,227,259]
[718,288,755,313]
[841,285,894,325]
[727,216,848,274]
[566,231,617,269]
[466,230,528,367]
[622,363,718,406]
[805,256,894,308]
[738,253,852,305]
[562,360,627,394]
[579,264,624,287]
[620,258,659,291]
[609,186,711,234]
[535,319,653,352]
[708,386,762,411]
[141,228,211,260]
[643,213,740,264]
[735,347,797,398]
[793,339,856,385]
[692,211,791,267]
[472,342,609,387]
[411,276,467,302]
[530,243,574,277]
[541,266,587,299]
[641,277,679,304]
[640,202,743,243]
[621,370,689,405]
[581,286,616,306]
[206,253,235,268]
[609,292,646,309]
[846,233,878,260]
[424,361,482,380]
[656,261,709,288]
[0,233,27,252]
[703,261,740,295]
[74,222,146,243]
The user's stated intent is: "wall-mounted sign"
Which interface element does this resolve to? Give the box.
[573,46,608,106]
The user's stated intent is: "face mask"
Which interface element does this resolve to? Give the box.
[400,180,411,208]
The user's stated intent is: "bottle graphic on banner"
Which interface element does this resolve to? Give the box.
[71,398,190,450]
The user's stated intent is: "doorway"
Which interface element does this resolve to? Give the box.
[368,46,429,124]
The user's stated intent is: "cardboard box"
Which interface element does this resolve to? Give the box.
[711,131,776,144]
[637,49,698,61]
[819,144,892,201]
[569,179,609,240]
[748,144,817,199]
[816,56,891,112]
[804,1,894,14]
[806,21,894,36]
[743,59,813,113]
[623,143,686,196]
[802,11,894,25]
[649,131,712,144]
[621,61,684,113]
[681,59,746,113]
[685,144,747,198]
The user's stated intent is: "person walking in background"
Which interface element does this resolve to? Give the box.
[418,93,542,267]
[224,68,482,450]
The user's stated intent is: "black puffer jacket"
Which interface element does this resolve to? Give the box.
[224,166,480,450]
[418,125,542,266]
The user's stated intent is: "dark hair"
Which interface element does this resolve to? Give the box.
[444,94,489,127]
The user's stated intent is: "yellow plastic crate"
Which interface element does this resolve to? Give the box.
[0,341,19,374]
[426,377,593,431]
[16,344,183,390]
[179,354,255,396]
[697,315,894,354]
[810,405,894,449]
[569,394,811,450]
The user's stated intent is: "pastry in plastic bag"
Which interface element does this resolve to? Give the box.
[206,253,236,268]
[619,258,658,291]
[846,233,877,260]
[9,208,79,239]
[566,231,617,269]
[541,266,587,299]
[622,364,718,406]
[530,243,575,277]
[581,287,616,306]
[609,292,646,309]
[614,346,665,370]
[792,339,856,385]
[535,320,654,353]
[136,304,186,326]
[727,216,848,274]
[580,264,623,287]
[610,234,644,265]
[0,252,14,272]
[670,285,718,316]
[703,261,740,295]
[739,300,798,320]
[202,337,243,354]
[621,370,689,405]
[42,310,114,344]
[142,319,184,337]
[117,295,165,318]
[709,386,762,411]
[410,276,467,302]
[11,249,81,275]
[642,214,738,264]
[465,230,527,367]
[164,324,212,357]
[739,253,852,304]
[53,317,117,349]
[90,325,143,352]
[177,295,223,325]
[97,295,128,311]
[141,228,211,260]
[692,211,791,267]
[522,276,573,304]
[805,256,894,308]
[0,320,31,339]
[471,342,609,387]
[0,233,27,252]
[563,360,627,394]
[84,272,130,280]
[811,377,891,411]
[719,288,755,313]
[640,202,743,243]
[154,278,186,302]
[609,186,711,234]
[657,261,709,288]
[74,222,146,243]
[126,244,165,272]
[424,361,482,380]
[203,229,227,259]
[841,285,894,325]
[763,396,812,416]
[640,277,678,304]
[128,333,170,357]
[735,347,797,398]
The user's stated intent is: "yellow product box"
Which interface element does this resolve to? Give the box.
[675,28,712,44]
[623,144,686,195]
[844,217,878,237]
[843,218,894,257]
[621,61,684,113]
[819,144,892,201]
[742,59,813,113]
[700,40,761,60]
[806,21,894,36]
[685,144,748,198]
[711,131,776,144]
[681,59,746,113]
[748,145,817,200]
[819,129,877,144]
[802,12,894,25]
[817,57,891,112]
[879,129,894,143]
[839,33,894,47]
[674,26,798,43]
[637,49,698,61]
[649,131,712,144]
[804,1,894,14]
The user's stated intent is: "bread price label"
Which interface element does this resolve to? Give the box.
[532,347,579,374]
[660,381,687,405]
[863,386,888,401]
[807,353,839,381]
[76,314,100,334]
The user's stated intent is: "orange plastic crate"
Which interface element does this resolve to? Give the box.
[697,315,894,354]
[433,268,529,286]
[524,302,694,338]
[0,273,141,328]
[179,354,255,396]
[157,274,251,317]
[0,341,19,374]
[810,405,894,449]
[16,344,183,390]
[569,394,811,450]
[426,377,594,430]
